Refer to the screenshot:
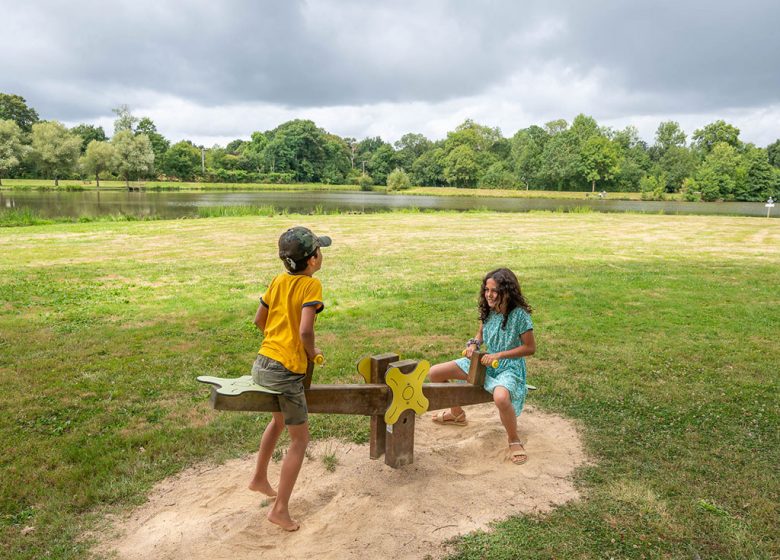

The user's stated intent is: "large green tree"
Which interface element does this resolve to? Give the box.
[394,133,432,172]
[30,121,82,186]
[693,142,741,201]
[70,124,107,153]
[580,135,621,192]
[80,140,116,187]
[539,124,580,190]
[162,141,201,180]
[654,121,687,152]
[442,119,505,186]
[0,93,39,132]
[612,126,652,191]
[443,144,479,187]
[735,146,776,201]
[656,146,697,192]
[112,104,139,134]
[767,139,780,168]
[367,144,396,185]
[510,125,547,189]
[112,130,154,187]
[410,147,445,186]
[321,134,351,184]
[136,118,170,163]
[692,120,741,155]
[263,119,327,182]
[0,119,30,185]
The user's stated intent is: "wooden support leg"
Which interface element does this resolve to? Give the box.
[384,359,419,468]
[369,353,399,460]
[385,409,415,468]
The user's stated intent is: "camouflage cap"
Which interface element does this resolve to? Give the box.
[278,226,332,264]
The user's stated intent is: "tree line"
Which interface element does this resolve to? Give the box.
[2,92,779,201]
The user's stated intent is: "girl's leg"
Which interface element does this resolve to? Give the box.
[249,411,285,496]
[493,386,526,464]
[267,421,309,531]
[493,386,520,443]
[429,361,469,418]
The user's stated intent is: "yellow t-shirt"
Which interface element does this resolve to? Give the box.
[258,273,324,374]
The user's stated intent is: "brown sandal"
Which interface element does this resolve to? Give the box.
[508,441,528,465]
[432,409,467,426]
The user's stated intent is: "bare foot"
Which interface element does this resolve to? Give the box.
[248,480,278,497]
[267,510,300,532]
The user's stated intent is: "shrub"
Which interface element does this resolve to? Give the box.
[357,173,374,191]
[386,168,412,191]
[640,174,667,201]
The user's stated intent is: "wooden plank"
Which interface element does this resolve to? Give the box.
[424,383,493,410]
[207,382,492,413]
[384,359,418,468]
[369,353,399,459]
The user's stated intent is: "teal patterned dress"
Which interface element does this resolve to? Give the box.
[455,307,533,417]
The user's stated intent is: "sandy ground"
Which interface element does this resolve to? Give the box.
[97,403,587,560]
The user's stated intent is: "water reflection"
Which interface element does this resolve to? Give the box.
[0,189,774,219]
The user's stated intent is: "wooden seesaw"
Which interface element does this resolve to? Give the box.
[197,351,534,468]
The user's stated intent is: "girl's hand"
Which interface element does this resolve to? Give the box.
[481,353,499,366]
[464,346,476,358]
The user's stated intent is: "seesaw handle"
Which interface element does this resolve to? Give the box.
[461,350,499,368]
[313,354,325,365]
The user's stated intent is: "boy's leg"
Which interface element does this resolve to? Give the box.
[429,361,469,417]
[267,421,309,531]
[249,411,285,496]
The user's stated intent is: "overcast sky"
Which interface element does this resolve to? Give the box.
[2,0,779,147]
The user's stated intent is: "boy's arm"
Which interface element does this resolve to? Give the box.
[254,302,268,330]
[299,305,318,360]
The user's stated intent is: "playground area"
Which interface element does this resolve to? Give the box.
[97,403,585,559]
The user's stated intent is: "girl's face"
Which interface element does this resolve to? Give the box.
[484,278,502,311]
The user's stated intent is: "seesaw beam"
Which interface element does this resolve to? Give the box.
[206,383,492,414]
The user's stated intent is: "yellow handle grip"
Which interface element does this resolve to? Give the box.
[462,350,499,368]
[314,354,325,365]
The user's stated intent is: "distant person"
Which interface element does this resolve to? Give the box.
[248,226,332,531]
[428,268,536,465]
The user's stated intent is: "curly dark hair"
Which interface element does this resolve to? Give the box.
[478,268,532,329]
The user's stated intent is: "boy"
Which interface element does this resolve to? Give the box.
[248,226,331,531]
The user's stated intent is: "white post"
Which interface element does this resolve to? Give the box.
[766,197,775,218]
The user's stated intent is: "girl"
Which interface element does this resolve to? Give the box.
[428,268,536,465]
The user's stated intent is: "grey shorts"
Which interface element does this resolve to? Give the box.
[251,354,308,425]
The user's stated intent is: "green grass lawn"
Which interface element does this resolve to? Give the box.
[0,212,777,559]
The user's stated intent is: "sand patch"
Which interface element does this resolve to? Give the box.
[97,403,587,560]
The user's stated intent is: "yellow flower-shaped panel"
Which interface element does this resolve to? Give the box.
[356,355,372,383]
[384,360,430,424]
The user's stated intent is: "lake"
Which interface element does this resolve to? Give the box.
[0,189,775,219]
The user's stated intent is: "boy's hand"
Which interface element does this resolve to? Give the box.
[308,347,322,362]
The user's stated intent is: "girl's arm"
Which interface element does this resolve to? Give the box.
[481,329,536,365]
[254,303,268,330]
[299,305,320,360]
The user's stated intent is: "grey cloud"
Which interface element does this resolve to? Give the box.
[1,0,779,128]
